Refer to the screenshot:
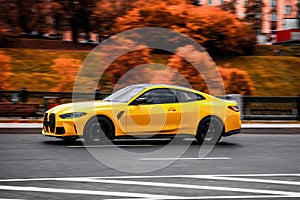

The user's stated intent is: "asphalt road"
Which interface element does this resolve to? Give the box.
[0,132,299,199]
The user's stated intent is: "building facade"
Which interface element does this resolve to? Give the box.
[197,0,300,43]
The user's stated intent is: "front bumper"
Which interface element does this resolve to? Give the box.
[42,112,84,137]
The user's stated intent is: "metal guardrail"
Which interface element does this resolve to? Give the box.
[0,90,299,120]
[0,90,110,117]
[0,90,110,101]
[242,96,299,120]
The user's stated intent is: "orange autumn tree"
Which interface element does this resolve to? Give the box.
[99,48,153,91]
[218,66,255,95]
[174,6,256,55]
[149,66,179,85]
[0,51,11,90]
[93,0,136,38]
[114,1,256,55]
[114,1,182,32]
[166,45,226,95]
[165,45,254,95]
[51,57,81,92]
[167,53,208,93]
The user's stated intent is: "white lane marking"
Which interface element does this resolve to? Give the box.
[58,178,300,196]
[195,176,300,186]
[0,178,61,182]
[0,199,25,200]
[1,174,300,182]
[0,185,180,199]
[106,195,300,200]
[139,157,231,161]
[68,145,154,148]
[1,174,300,199]
[215,174,300,177]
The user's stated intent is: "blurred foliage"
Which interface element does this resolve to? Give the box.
[0,0,256,55]
[0,31,16,48]
[254,45,300,57]
[0,51,11,90]
[114,2,256,55]
[164,45,254,95]
[218,66,254,95]
[215,55,300,96]
[3,49,87,91]
[243,0,264,34]
[93,0,135,38]
[167,45,210,93]
[51,57,81,92]
[100,48,153,91]
[1,46,300,96]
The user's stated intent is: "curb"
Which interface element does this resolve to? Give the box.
[241,124,300,134]
[242,124,300,128]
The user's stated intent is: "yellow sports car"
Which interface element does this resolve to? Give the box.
[42,84,241,144]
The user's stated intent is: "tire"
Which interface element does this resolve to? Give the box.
[83,116,114,144]
[195,116,223,145]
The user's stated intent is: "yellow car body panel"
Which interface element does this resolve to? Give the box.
[42,84,241,140]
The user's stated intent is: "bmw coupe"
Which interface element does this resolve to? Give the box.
[42,84,241,144]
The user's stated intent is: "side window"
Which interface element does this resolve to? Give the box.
[140,89,178,104]
[177,90,204,102]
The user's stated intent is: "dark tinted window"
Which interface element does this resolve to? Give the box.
[177,90,204,102]
[139,89,178,104]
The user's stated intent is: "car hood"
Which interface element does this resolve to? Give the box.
[46,100,126,114]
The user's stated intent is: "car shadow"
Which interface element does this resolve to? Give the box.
[43,139,83,146]
[216,141,242,147]
[43,138,240,147]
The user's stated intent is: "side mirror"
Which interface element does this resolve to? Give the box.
[132,97,147,105]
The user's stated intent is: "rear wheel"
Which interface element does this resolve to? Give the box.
[83,116,114,144]
[195,116,223,145]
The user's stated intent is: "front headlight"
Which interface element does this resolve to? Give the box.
[59,112,87,119]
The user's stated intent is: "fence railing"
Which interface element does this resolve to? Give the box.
[242,96,299,120]
[0,90,299,120]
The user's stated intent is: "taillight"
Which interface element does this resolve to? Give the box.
[228,105,239,112]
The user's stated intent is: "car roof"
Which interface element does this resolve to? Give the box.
[128,84,199,93]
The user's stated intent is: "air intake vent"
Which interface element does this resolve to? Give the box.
[49,114,56,133]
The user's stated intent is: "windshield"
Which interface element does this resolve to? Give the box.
[104,85,146,103]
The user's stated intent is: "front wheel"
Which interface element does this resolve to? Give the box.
[195,116,223,145]
[83,116,114,144]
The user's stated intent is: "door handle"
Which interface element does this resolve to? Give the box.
[168,107,176,112]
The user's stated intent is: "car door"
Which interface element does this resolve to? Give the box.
[175,89,205,132]
[126,89,181,134]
